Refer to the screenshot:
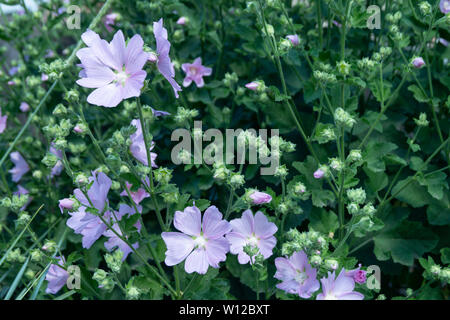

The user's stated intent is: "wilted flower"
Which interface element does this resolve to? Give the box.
[316,269,364,300]
[249,191,272,205]
[129,119,157,167]
[346,264,367,284]
[9,152,30,182]
[226,209,277,264]
[153,18,182,98]
[181,57,212,88]
[161,205,231,274]
[274,251,320,298]
[45,256,69,294]
[76,30,149,107]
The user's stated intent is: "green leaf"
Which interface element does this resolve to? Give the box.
[374,221,438,266]
[392,178,432,208]
[308,207,339,233]
[312,189,335,208]
[364,141,398,172]
[440,248,450,264]
[408,85,429,103]
[417,172,448,200]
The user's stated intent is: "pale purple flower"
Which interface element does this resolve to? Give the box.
[316,269,364,300]
[313,168,324,179]
[440,0,450,14]
[76,29,149,108]
[103,204,141,260]
[176,17,187,25]
[120,181,149,205]
[249,191,272,205]
[226,210,277,264]
[9,152,29,182]
[274,251,320,298]
[59,198,74,213]
[67,172,112,248]
[148,52,158,63]
[332,20,342,28]
[44,49,55,58]
[153,18,182,98]
[19,102,30,112]
[286,34,300,46]
[45,256,69,294]
[7,81,15,86]
[412,57,425,68]
[181,57,212,88]
[104,13,119,32]
[345,264,367,284]
[245,82,260,91]
[161,205,231,274]
[0,107,7,134]
[41,73,49,82]
[50,144,64,177]
[9,66,19,76]
[129,119,157,167]
[439,38,449,47]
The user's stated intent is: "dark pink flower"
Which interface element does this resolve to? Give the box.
[346,264,367,284]
[153,18,182,98]
[181,57,212,88]
[76,30,149,107]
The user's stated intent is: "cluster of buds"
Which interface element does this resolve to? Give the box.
[174,107,199,125]
[347,149,363,164]
[414,113,429,127]
[313,70,337,83]
[223,72,238,87]
[1,193,30,212]
[43,118,72,141]
[419,1,432,16]
[227,172,245,189]
[336,60,351,76]
[328,157,344,172]
[357,57,376,71]
[93,269,115,292]
[6,248,26,263]
[39,59,68,80]
[212,162,231,181]
[282,229,329,257]
[386,11,402,24]
[154,167,173,185]
[126,280,142,300]
[334,108,356,129]
[105,250,124,273]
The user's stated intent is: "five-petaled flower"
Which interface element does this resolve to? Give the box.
[181,57,212,88]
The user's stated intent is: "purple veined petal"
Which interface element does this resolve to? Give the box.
[202,206,231,239]
[9,151,30,182]
[81,29,120,71]
[76,66,115,88]
[76,48,104,69]
[257,236,277,259]
[205,238,229,268]
[87,83,124,107]
[253,211,277,239]
[202,66,213,76]
[333,269,355,294]
[45,256,69,294]
[337,292,364,300]
[109,30,126,67]
[290,250,308,271]
[125,34,149,74]
[226,232,247,255]
[73,188,89,207]
[66,207,90,233]
[237,251,251,264]
[151,108,170,117]
[194,77,205,88]
[274,257,296,281]
[182,77,192,87]
[184,248,209,274]
[173,206,202,236]
[229,209,254,236]
[161,232,195,266]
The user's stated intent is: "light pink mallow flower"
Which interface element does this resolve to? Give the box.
[59,198,74,213]
[153,18,182,98]
[103,204,141,260]
[226,210,277,264]
[45,256,69,294]
[274,251,320,298]
[20,102,30,112]
[412,57,425,68]
[120,181,150,205]
[440,0,450,14]
[67,172,112,248]
[345,264,367,284]
[245,82,260,91]
[161,205,231,274]
[286,34,300,46]
[9,152,30,182]
[104,13,119,32]
[76,29,149,107]
[313,168,324,179]
[41,73,49,82]
[177,17,187,25]
[129,119,157,167]
[316,269,364,300]
[249,191,272,205]
[181,57,212,88]
[0,107,7,133]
